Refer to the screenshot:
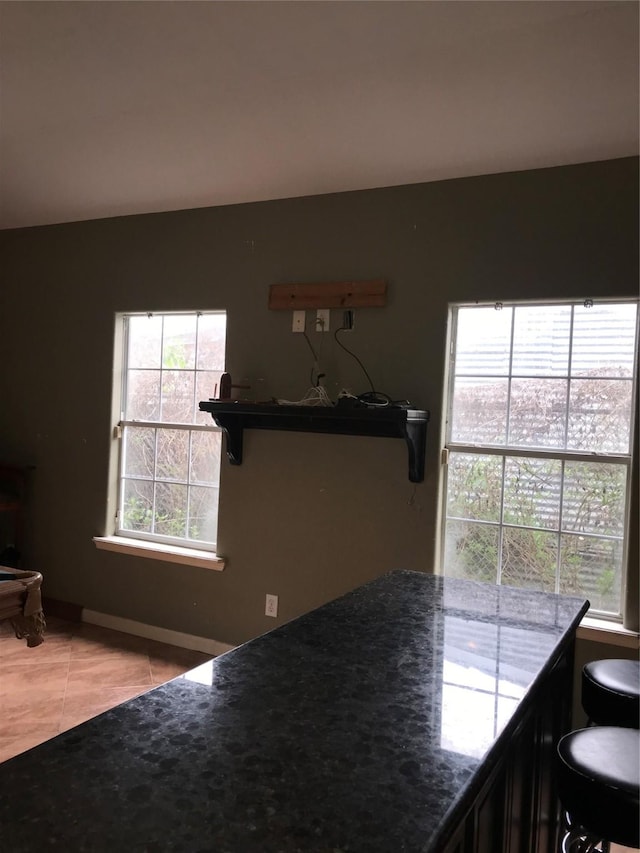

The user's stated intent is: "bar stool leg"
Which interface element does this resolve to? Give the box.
[562,810,611,853]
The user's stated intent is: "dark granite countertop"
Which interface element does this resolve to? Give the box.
[0,571,588,852]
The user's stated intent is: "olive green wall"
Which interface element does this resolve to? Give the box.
[0,157,638,646]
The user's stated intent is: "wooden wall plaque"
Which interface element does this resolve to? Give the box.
[268,279,387,310]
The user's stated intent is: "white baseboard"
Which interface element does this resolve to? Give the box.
[82,609,235,657]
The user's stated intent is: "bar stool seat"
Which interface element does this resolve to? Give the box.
[582,659,640,728]
[557,726,640,851]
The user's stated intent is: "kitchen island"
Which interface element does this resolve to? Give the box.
[0,571,588,852]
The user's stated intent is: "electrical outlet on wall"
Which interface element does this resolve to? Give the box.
[292,310,305,333]
[316,308,330,332]
[265,594,278,617]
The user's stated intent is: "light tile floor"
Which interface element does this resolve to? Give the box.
[0,615,211,764]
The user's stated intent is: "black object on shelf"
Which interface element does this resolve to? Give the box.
[199,401,429,482]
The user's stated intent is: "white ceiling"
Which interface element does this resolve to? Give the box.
[0,1,638,230]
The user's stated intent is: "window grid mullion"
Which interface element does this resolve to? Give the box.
[555,459,566,596]
[186,432,194,538]
[121,420,218,433]
[496,306,516,586]
[504,304,515,447]
[563,305,575,453]
[496,456,506,586]
[192,315,200,424]
[151,428,159,537]
[159,315,166,423]
[446,443,631,467]
[445,514,624,544]
[546,300,568,596]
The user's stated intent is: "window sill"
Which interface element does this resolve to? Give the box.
[577,615,639,649]
[93,536,225,571]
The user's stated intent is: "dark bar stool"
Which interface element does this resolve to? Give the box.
[557,726,639,852]
[582,659,640,728]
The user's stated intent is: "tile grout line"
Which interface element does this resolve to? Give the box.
[57,657,72,734]
[58,623,79,733]
[1,617,211,762]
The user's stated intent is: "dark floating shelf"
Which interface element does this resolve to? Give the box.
[199,402,430,483]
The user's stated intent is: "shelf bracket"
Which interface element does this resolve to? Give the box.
[218,419,244,466]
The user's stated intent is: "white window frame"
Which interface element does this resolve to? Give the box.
[95,310,226,569]
[439,298,638,623]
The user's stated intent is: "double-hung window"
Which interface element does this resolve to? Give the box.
[441,300,638,620]
[115,311,226,552]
